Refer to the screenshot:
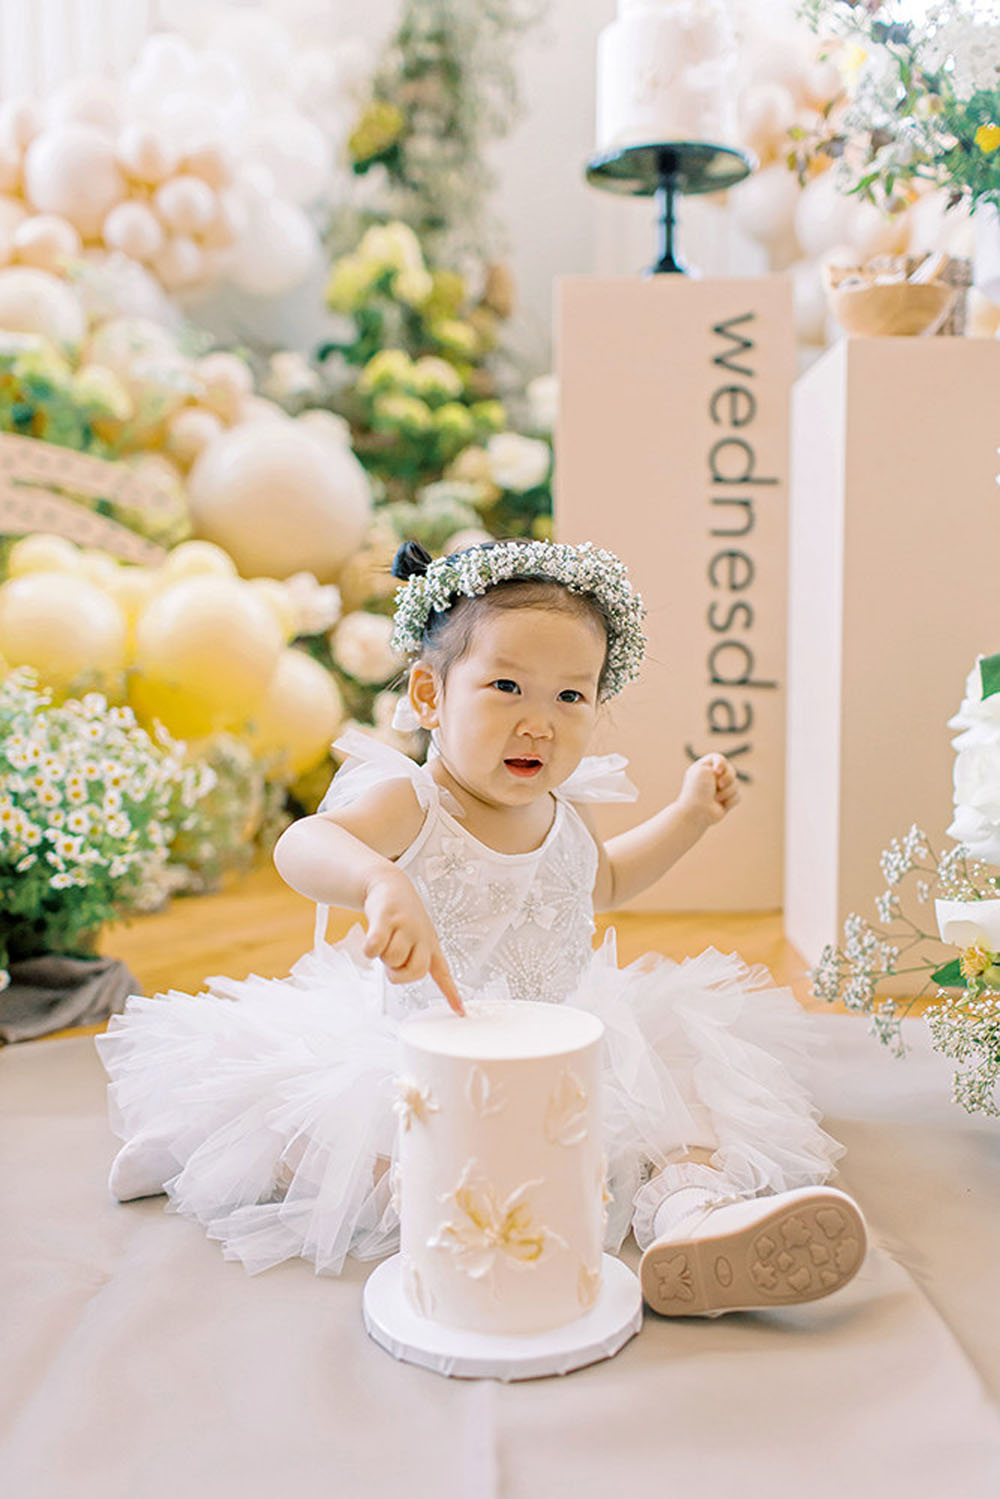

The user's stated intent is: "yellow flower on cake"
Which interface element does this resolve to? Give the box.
[429,1162,567,1279]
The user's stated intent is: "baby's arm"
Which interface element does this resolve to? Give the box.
[579,754,739,911]
[273,780,464,1014]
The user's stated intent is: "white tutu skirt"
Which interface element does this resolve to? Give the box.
[97,928,844,1275]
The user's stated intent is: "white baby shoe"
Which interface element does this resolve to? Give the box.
[639,1184,867,1317]
[108,1134,179,1202]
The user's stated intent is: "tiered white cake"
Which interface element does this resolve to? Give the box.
[395,1001,606,1336]
[595,0,740,153]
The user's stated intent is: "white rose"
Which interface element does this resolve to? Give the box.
[330,611,402,684]
[935,896,1000,950]
[949,658,1000,734]
[526,373,558,433]
[947,804,1000,866]
[486,433,551,493]
[953,742,1000,824]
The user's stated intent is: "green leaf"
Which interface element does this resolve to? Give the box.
[980,654,1000,701]
[931,958,966,988]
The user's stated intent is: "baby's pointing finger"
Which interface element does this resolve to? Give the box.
[430,951,465,1017]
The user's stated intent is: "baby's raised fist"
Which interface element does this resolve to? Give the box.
[680,753,740,826]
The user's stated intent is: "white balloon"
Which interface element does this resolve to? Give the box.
[187,420,371,582]
[23,123,126,239]
[789,258,829,346]
[0,98,40,152]
[11,214,82,273]
[0,144,21,195]
[48,76,121,135]
[730,163,800,246]
[165,405,224,466]
[153,174,217,234]
[85,315,179,373]
[0,195,26,237]
[195,352,254,422]
[227,191,319,296]
[794,171,856,259]
[749,40,810,97]
[849,198,911,261]
[908,188,975,257]
[0,266,86,345]
[182,142,236,190]
[739,83,797,160]
[248,114,331,206]
[801,58,844,111]
[102,200,165,262]
[198,188,247,250]
[152,234,205,290]
[115,122,180,186]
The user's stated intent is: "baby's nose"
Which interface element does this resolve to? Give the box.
[517,708,554,739]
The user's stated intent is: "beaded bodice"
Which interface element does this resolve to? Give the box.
[396,786,600,1010]
[317,729,638,1017]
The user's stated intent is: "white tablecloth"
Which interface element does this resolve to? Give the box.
[2,1015,999,1499]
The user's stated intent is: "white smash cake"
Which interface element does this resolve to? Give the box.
[595,0,740,153]
[394,1001,607,1336]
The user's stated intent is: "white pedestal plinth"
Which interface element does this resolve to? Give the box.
[555,276,794,910]
[363,1253,642,1381]
[785,338,1000,973]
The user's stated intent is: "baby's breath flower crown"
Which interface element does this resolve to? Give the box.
[390,539,646,700]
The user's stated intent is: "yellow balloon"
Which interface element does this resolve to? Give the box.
[243,647,344,777]
[130,573,282,738]
[106,566,158,651]
[77,548,120,588]
[160,539,238,581]
[6,532,82,576]
[0,570,126,689]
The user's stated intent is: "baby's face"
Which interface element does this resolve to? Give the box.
[424,605,605,811]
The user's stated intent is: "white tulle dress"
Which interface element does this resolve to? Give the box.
[98,729,844,1275]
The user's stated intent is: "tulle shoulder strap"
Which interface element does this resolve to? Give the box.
[554,752,639,804]
[317,726,464,819]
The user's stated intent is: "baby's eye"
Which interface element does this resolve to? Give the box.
[558,690,584,703]
[491,679,520,694]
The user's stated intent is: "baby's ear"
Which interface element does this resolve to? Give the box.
[408,660,440,728]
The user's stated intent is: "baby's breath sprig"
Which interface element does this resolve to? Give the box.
[814,823,1000,1113]
[390,539,647,700]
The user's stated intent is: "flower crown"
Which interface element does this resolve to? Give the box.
[390,539,647,700]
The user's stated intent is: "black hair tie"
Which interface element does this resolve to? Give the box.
[391,540,433,581]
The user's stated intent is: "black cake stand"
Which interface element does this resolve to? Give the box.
[586,141,756,276]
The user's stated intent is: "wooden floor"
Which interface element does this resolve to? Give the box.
[81,861,843,1027]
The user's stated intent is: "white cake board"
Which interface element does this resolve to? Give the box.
[363,1253,643,1382]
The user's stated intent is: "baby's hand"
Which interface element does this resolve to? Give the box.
[679,753,740,828]
[362,870,465,1015]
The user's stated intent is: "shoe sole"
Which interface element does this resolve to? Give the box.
[640,1189,867,1316]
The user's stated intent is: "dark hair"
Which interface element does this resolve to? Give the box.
[391,539,611,692]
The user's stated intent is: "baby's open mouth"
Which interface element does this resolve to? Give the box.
[504,757,543,776]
